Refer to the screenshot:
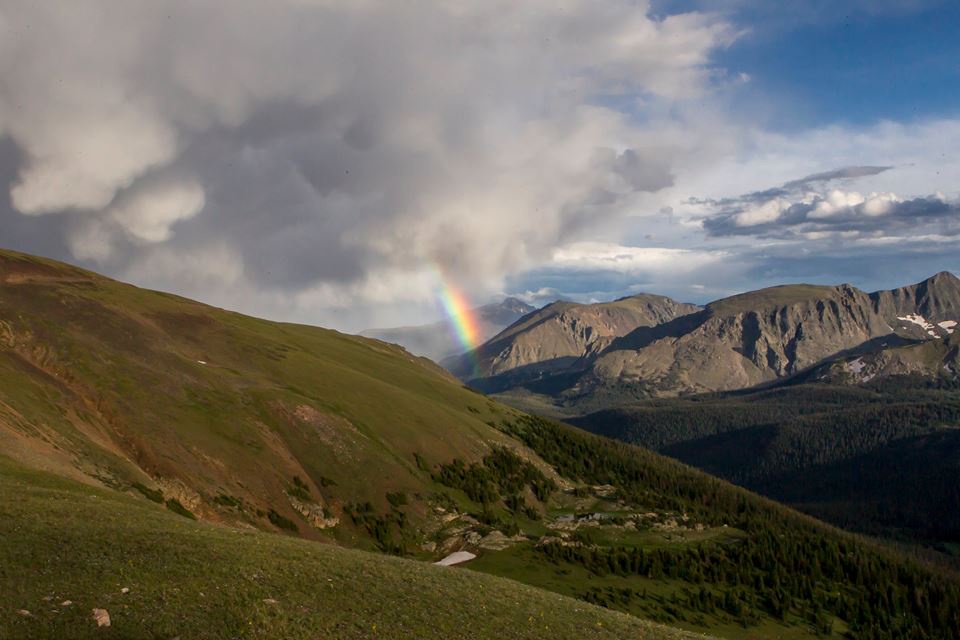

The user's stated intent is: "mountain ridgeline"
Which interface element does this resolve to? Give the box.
[3,248,960,639]
[445,294,701,391]
[453,272,960,405]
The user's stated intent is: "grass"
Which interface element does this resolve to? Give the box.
[0,247,521,545]
[0,456,710,640]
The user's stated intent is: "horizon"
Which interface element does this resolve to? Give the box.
[5,245,956,334]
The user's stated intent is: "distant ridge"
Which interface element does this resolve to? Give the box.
[453,272,960,404]
[362,297,535,362]
[444,293,701,389]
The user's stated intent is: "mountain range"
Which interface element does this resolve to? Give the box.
[444,294,700,384]
[4,248,960,639]
[362,297,535,361]
[452,272,960,408]
[447,271,960,552]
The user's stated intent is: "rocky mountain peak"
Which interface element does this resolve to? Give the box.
[927,270,959,283]
[447,293,700,384]
[498,297,535,313]
[457,271,960,401]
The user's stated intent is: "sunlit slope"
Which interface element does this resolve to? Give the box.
[5,249,960,640]
[0,456,708,640]
[0,248,514,541]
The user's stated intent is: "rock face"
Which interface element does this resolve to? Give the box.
[361,297,536,362]
[580,283,896,396]
[871,271,960,340]
[454,273,960,401]
[446,294,701,387]
[813,331,960,384]
[288,496,339,529]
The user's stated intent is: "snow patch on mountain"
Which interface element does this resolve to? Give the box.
[898,314,935,331]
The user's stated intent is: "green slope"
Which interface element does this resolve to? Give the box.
[4,248,960,640]
[0,455,705,640]
[0,247,515,547]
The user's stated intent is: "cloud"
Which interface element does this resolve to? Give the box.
[652,0,945,30]
[548,242,727,273]
[107,179,205,244]
[690,141,959,242]
[704,186,959,238]
[0,0,739,328]
[781,166,892,191]
[3,3,956,332]
[689,165,894,211]
[733,198,791,226]
[505,241,731,304]
[560,117,960,308]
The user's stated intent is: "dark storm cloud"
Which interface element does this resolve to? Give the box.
[0,0,737,324]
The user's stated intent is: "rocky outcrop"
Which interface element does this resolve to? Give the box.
[581,275,960,397]
[288,496,339,529]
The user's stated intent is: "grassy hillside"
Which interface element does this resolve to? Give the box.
[0,455,704,640]
[4,248,960,639]
[0,247,516,549]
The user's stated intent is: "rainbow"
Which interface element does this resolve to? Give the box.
[437,279,481,355]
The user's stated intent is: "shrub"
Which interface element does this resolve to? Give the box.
[287,476,312,501]
[213,493,242,508]
[386,491,408,508]
[413,452,430,472]
[267,508,298,532]
[165,498,196,520]
[132,482,164,504]
[435,447,556,506]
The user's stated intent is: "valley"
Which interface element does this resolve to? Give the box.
[449,273,960,566]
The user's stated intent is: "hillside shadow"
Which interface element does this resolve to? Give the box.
[604,309,710,353]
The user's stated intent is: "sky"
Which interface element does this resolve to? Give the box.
[1,0,958,332]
